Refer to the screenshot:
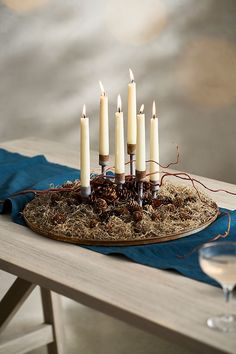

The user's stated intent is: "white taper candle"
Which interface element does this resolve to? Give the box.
[136,104,146,172]
[115,95,125,174]
[150,101,160,182]
[99,81,109,156]
[127,68,137,146]
[80,104,90,188]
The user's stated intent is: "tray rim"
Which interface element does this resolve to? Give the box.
[23,208,219,246]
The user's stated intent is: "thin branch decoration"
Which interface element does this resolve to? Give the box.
[177,211,231,259]
[146,144,180,169]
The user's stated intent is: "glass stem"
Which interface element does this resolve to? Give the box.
[223,286,233,317]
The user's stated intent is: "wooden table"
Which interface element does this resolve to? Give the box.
[0,138,236,354]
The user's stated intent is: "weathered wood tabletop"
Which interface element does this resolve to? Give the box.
[0,138,236,354]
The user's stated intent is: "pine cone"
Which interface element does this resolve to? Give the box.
[151,212,160,221]
[179,211,191,220]
[50,192,61,205]
[117,186,131,200]
[151,211,164,222]
[143,191,153,204]
[99,210,113,223]
[103,186,117,202]
[94,198,108,213]
[127,200,142,212]
[92,179,117,203]
[133,210,143,222]
[151,199,163,208]
[52,213,66,225]
[173,197,183,207]
[165,204,176,212]
[114,206,130,216]
[90,218,99,228]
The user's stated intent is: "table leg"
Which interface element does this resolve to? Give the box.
[41,288,65,354]
[0,277,65,354]
[0,277,35,333]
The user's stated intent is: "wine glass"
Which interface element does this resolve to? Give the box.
[199,241,236,332]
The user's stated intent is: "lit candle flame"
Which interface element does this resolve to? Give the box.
[117,95,122,112]
[152,101,156,118]
[129,68,134,83]
[139,104,144,114]
[82,104,86,118]
[99,81,105,95]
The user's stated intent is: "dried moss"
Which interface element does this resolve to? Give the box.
[23,177,218,243]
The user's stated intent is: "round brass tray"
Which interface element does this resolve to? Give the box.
[23,209,219,246]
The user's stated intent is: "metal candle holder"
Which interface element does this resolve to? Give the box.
[99,154,109,176]
[80,186,91,199]
[127,144,136,176]
[151,181,159,199]
[136,170,146,207]
[115,172,125,190]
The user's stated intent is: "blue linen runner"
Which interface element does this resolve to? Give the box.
[0,148,235,287]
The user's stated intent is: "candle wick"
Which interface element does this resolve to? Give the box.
[152,114,156,119]
[118,108,121,113]
[131,79,134,83]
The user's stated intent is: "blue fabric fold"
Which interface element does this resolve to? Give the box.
[0,149,80,223]
[86,210,236,287]
[1,147,235,287]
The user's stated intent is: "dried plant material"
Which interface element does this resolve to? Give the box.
[23,177,218,245]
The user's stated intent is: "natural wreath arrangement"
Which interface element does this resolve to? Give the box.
[23,172,219,246]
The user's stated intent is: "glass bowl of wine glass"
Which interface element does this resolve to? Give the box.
[199,241,236,332]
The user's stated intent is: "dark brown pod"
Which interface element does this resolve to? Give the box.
[133,210,143,222]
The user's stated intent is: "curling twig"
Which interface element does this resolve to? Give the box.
[177,211,231,259]
[146,145,180,169]
[157,171,236,197]
[103,145,180,176]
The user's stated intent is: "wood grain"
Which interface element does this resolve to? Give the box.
[0,138,236,354]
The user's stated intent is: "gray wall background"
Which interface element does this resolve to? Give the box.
[0,0,236,183]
